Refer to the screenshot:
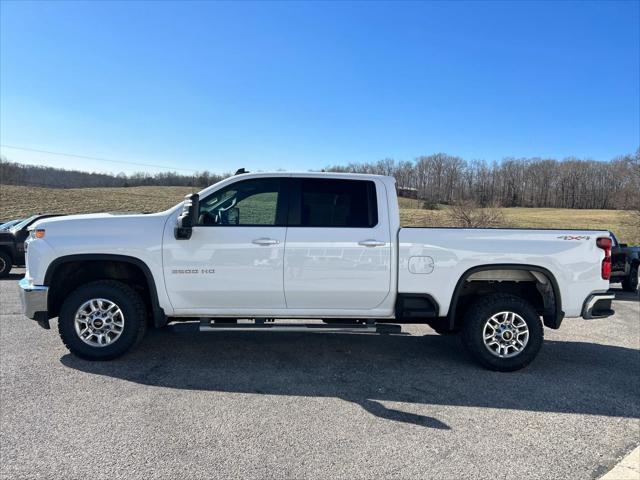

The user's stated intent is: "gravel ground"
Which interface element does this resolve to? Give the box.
[1,268,638,479]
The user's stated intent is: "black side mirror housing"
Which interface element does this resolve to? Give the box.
[619,243,628,248]
[175,193,199,240]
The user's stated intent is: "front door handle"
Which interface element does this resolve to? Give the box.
[252,238,280,246]
[358,239,386,247]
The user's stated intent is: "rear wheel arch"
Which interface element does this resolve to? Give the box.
[447,264,563,330]
[44,254,166,327]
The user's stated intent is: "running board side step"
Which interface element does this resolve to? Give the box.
[196,320,401,334]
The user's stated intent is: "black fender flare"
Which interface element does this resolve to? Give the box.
[447,263,564,329]
[44,254,167,327]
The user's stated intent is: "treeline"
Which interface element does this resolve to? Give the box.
[0,158,226,189]
[1,151,639,210]
[326,151,639,210]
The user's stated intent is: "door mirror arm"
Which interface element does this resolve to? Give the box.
[175,193,199,240]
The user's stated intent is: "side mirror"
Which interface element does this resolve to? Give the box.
[175,193,199,240]
[619,243,628,248]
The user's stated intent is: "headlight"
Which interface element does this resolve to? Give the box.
[28,229,46,240]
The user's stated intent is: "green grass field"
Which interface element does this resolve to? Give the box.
[2,184,638,244]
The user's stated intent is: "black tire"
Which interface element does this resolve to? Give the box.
[461,293,544,372]
[58,280,147,360]
[621,264,639,292]
[0,250,12,278]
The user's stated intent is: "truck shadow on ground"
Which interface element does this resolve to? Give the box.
[61,328,640,430]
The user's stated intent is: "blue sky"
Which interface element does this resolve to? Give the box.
[1,1,638,175]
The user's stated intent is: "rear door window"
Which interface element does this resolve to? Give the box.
[288,178,378,228]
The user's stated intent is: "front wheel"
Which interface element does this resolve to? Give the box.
[621,264,639,292]
[461,294,543,371]
[58,280,147,360]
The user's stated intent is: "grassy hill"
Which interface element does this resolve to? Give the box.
[2,184,638,244]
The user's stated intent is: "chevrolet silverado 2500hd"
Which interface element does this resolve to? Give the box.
[19,172,615,371]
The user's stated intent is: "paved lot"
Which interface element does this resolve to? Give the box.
[1,268,639,479]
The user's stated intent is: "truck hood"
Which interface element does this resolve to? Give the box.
[31,211,172,240]
[30,212,145,227]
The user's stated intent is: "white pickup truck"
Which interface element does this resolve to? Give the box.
[20,172,615,371]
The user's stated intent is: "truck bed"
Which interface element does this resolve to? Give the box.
[398,227,611,317]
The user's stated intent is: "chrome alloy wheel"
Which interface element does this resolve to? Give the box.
[482,311,529,358]
[74,298,125,347]
[0,256,6,272]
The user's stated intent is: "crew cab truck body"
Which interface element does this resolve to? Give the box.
[20,172,614,371]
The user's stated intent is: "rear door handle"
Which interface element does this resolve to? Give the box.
[252,238,280,246]
[358,239,386,247]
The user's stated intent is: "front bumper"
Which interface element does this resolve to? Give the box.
[582,293,615,319]
[19,277,50,328]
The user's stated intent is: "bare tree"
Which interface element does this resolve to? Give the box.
[3,149,640,209]
[326,150,640,211]
[445,200,506,228]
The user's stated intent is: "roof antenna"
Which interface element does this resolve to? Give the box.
[235,168,248,175]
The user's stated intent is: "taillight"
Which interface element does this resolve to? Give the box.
[597,237,612,280]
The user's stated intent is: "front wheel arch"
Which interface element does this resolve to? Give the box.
[44,254,167,327]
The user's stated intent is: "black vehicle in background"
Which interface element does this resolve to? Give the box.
[610,231,640,292]
[0,214,62,277]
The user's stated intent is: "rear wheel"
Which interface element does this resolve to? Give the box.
[621,264,639,292]
[58,280,147,360]
[0,250,12,278]
[461,294,543,371]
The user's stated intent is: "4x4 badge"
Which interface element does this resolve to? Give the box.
[557,235,590,241]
